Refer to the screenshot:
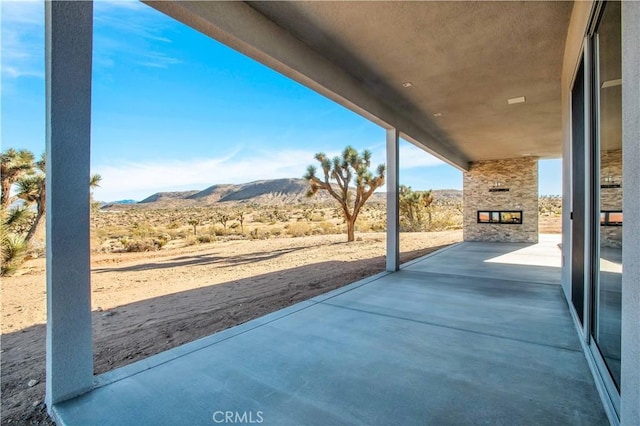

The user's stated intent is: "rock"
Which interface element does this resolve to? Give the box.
[27,379,38,387]
[102,311,114,318]
[32,401,40,407]
[96,307,103,312]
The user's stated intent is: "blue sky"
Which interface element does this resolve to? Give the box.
[1,0,562,201]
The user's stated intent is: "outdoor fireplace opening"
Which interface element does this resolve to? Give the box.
[477,210,523,224]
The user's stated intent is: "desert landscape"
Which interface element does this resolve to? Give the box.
[0,176,560,425]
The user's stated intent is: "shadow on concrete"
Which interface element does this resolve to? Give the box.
[50,239,608,425]
[0,244,449,425]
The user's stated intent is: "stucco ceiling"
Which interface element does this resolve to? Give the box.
[146,1,574,168]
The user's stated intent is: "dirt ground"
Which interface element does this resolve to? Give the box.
[1,230,461,425]
[538,216,562,234]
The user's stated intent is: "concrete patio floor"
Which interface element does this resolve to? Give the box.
[52,236,608,425]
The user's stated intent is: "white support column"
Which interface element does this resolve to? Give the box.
[621,1,640,424]
[45,0,94,408]
[386,128,400,272]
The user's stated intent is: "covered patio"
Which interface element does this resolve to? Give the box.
[52,237,608,425]
[42,1,640,423]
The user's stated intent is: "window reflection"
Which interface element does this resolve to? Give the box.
[593,0,622,390]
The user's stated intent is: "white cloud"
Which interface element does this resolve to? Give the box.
[93,148,327,201]
[399,143,445,168]
[137,51,181,68]
[0,0,45,80]
[1,0,42,25]
[0,0,181,81]
[93,143,444,201]
[93,0,182,70]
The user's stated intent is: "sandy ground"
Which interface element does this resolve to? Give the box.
[1,230,461,425]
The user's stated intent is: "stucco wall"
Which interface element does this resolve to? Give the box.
[621,2,640,424]
[463,157,538,243]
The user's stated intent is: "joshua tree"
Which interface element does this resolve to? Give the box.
[236,211,246,234]
[399,185,434,231]
[16,153,102,246]
[0,148,35,209]
[16,154,46,244]
[216,211,231,230]
[0,207,30,276]
[304,146,385,242]
[187,218,200,236]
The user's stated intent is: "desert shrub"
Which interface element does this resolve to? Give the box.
[122,237,165,252]
[316,221,338,235]
[167,229,188,240]
[1,234,28,276]
[130,221,156,239]
[210,225,230,237]
[286,222,311,237]
[184,236,197,246]
[400,218,425,232]
[252,213,270,223]
[370,220,386,232]
[355,219,371,233]
[197,235,215,244]
[428,209,463,231]
[97,238,125,253]
[249,228,271,240]
[225,234,248,241]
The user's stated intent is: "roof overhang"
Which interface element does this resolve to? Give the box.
[144,1,574,171]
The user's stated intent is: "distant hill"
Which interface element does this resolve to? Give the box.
[184,179,319,204]
[113,178,335,209]
[105,199,138,205]
[102,178,462,210]
[431,189,462,204]
[139,190,200,204]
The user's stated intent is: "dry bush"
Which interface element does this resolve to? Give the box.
[249,228,271,240]
[183,236,197,246]
[286,222,311,237]
[429,208,463,231]
[167,228,189,240]
[355,219,372,233]
[212,226,229,237]
[539,195,562,216]
[121,237,167,252]
[369,219,386,232]
[316,221,338,235]
[270,227,284,237]
[197,235,215,244]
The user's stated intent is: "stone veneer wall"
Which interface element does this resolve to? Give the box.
[463,157,539,243]
[600,149,623,248]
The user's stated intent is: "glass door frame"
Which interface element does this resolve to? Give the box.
[569,0,621,418]
[576,0,622,417]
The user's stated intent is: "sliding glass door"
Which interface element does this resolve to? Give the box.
[570,1,622,414]
[591,0,622,391]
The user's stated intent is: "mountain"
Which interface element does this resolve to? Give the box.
[109,199,138,205]
[124,178,333,209]
[102,178,462,209]
[139,190,200,204]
